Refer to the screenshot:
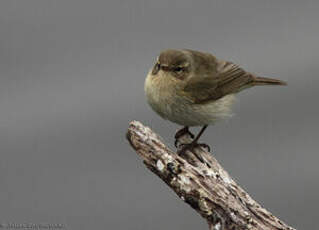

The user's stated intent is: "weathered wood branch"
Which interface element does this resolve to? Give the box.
[126,121,296,230]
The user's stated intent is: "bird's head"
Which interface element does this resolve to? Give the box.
[151,49,192,80]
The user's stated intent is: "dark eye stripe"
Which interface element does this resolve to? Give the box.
[160,65,170,71]
[156,64,186,73]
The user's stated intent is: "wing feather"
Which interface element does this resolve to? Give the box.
[182,58,254,104]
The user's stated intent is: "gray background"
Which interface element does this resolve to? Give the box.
[0,0,318,229]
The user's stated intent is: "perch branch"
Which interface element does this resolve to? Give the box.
[126,121,295,230]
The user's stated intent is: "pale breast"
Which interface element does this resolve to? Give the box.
[144,72,176,120]
[145,72,236,126]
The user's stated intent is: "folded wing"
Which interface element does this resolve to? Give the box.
[182,55,285,104]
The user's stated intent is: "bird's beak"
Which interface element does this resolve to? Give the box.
[152,62,160,75]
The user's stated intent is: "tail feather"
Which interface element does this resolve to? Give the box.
[252,76,287,86]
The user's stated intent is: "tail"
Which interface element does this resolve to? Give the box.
[252,76,287,86]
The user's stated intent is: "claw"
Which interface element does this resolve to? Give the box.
[197,143,210,152]
[174,126,195,148]
[174,139,179,148]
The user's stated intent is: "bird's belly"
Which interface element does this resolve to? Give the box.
[147,90,235,126]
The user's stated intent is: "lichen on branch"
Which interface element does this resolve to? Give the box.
[126,121,295,230]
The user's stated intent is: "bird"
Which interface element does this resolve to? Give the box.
[144,49,286,162]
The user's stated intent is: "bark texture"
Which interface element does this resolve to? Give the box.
[126,121,296,230]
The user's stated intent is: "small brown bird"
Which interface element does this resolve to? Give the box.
[144,49,286,161]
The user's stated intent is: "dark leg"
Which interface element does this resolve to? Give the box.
[178,125,210,163]
[174,126,194,147]
[192,125,208,143]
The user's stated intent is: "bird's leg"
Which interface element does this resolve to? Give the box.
[178,125,210,163]
[174,126,194,147]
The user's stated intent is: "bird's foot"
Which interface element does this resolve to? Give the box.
[174,127,194,147]
[177,142,210,163]
[196,143,210,152]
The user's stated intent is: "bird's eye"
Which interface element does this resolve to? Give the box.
[173,66,183,73]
